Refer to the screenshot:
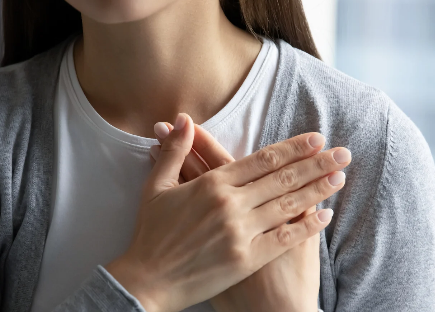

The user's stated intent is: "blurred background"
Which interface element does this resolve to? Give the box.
[0,0,433,154]
[303,0,435,155]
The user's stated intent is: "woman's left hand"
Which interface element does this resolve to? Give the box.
[210,210,320,312]
[151,122,321,312]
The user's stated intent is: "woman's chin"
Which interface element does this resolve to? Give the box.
[66,0,177,24]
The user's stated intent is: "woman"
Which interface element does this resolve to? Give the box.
[0,0,434,312]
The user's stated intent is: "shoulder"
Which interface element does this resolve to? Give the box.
[0,36,71,137]
[287,41,433,195]
[0,36,72,174]
[287,42,434,187]
[0,35,73,101]
[273,39,435,249]
[287,39,392,121]
[275,39,433,166]
[273,39,395,161]
[0,37,70,97]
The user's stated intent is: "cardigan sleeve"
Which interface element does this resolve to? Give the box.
[334,98,435,311]
[52,265,146,312]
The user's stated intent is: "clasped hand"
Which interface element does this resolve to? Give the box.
[106,113,351,312]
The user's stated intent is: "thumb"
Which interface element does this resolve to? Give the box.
[145,113,194,199]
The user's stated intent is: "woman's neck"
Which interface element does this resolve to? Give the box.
[74,0,262,138]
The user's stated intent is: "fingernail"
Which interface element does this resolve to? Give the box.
[328,171,346,186]
[174,113,187,130]
[318,209,334,222]
[308,133,325,148]
[333,148,351,164]
[154,122,169,139]
[149,145,160,160]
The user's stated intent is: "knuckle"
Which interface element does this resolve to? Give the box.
[313,155,332,172]
[256,147,280,172]
[312,180,327,197]
[228,246,250,269]
[201,173,236,209]
[222,221,242,239]
[276,226,293,246]
[302,217,316,235]
[275,167,298,190]
[278,194,297,216]
[289,138,307,157]
[214,193,236,210]
[159,179,179,190]
[161,138,189,154]
[202,172,222,189]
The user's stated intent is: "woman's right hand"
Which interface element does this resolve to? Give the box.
[105,113,350,312]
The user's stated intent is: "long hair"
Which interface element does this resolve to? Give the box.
[1,0,321,67]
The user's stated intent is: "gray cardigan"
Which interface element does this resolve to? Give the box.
[1,35,434,312]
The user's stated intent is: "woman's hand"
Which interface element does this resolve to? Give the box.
[211,207,321,312]
[106,113,349,312]
[150,119,348,311]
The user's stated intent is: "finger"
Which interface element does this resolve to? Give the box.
[192,124,235,169]
[149,144,160,164]
[154,122,210,181]
[180,149,210,181]
[251,208,333,270]
[149,145,158,165]
[144,113,194,199]
[215,132,325,186]
[248,171,345,233]
[243,147,351,207]
[290,205,316,224]
[156,123,235,179]
[150,145,186,184]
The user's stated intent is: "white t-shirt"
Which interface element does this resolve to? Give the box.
[30,35,279,312]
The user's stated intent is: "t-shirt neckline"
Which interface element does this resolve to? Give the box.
[65,34,273,149]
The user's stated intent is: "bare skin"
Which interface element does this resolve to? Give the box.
[105,114,349,312]
[72,0,262,138]
[64,1,350,311]
[150,123,328,312]
[150,122,320,312]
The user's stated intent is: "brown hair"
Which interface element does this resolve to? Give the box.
[1,0,321,67]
